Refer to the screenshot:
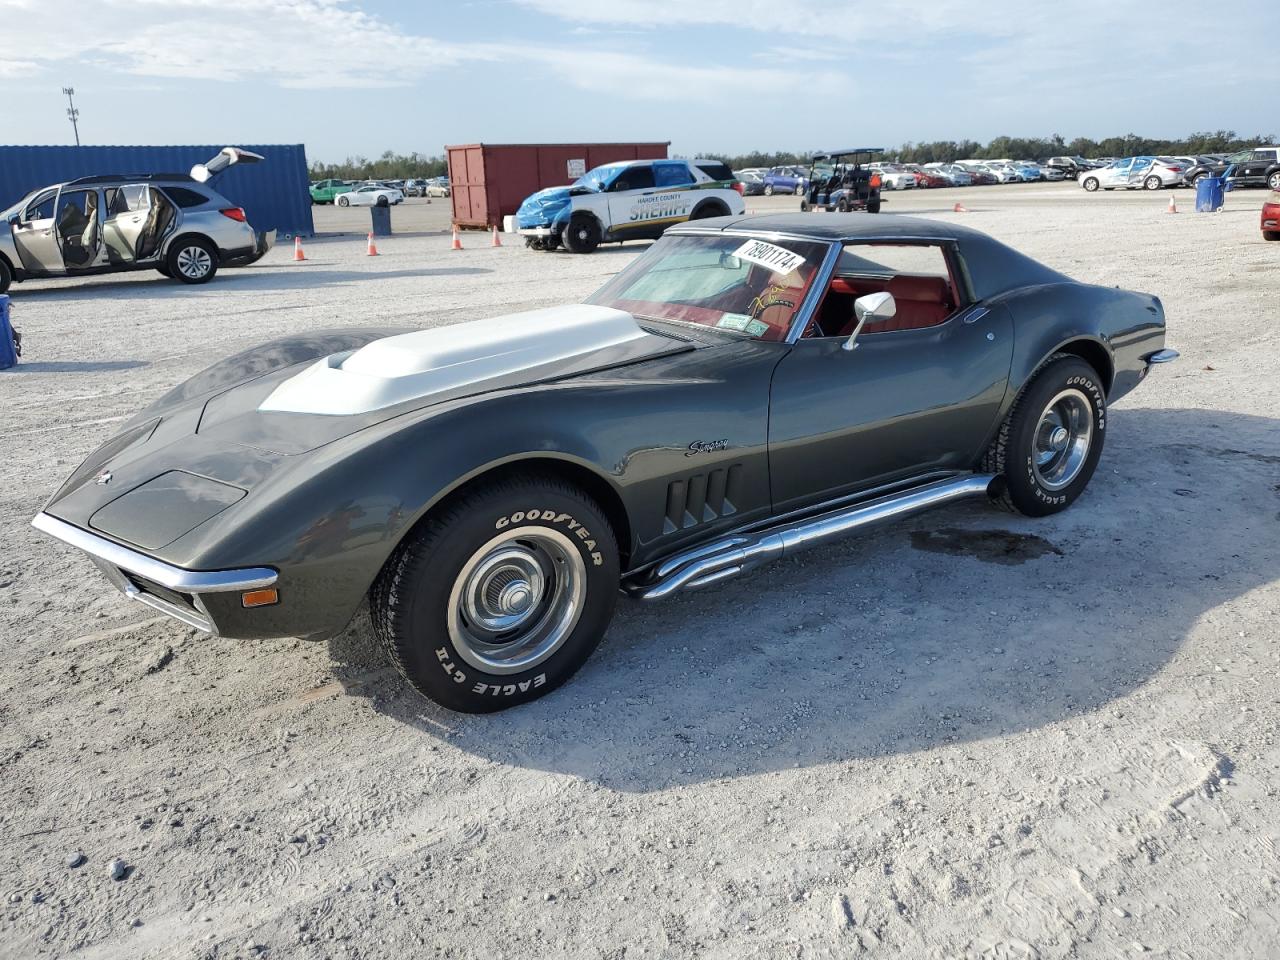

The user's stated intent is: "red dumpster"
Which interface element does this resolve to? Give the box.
[447,142,669,230]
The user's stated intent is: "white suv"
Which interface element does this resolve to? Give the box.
[516,159,745,253]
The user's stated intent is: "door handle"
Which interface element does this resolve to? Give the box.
[962,307,990,324]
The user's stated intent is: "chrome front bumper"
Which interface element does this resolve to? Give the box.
[31,512,277,634]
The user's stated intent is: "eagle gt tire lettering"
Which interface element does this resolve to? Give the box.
[372,473,619,712]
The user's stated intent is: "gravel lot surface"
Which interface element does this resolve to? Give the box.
[2,183,1278,959]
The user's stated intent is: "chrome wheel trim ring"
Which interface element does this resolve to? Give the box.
[447,526,586,676]
[1033,388,1094,491]
[176,246,212,279]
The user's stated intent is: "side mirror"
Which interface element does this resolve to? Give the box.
[843,292,895,351]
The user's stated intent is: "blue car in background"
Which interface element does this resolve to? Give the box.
[762,165,809,196]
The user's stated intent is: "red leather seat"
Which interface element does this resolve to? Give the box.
[840,274,954,336]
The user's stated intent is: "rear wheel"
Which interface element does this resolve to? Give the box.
[1269,171,1280,191]
[166,238,219,284]
[376,195,389,207]
[1265,231,1280,241]
[867,196,881,214]
[984,355,1106,517]
[763,184,775,196]
[1144,175,1163,190]
[372,474,620,712]
[562,214,601,254]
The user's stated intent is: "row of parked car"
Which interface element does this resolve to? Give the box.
[1078,148,1280,192]
[735,148,1280,196]
[308,177,450,205]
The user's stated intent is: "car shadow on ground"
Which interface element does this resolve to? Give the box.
[326,406,1280,792]
[6,266,495,301]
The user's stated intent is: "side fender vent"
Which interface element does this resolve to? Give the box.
[663,465,742,534]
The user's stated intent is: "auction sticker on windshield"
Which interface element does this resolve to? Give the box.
[733,239,806,275]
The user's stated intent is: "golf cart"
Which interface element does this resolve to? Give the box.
[801,148,885,214]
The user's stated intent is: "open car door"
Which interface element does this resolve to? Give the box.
[190,147,265,183]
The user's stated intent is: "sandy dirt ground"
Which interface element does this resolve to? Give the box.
[2,183,1278,960]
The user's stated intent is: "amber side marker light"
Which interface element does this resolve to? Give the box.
[241,588,279,608]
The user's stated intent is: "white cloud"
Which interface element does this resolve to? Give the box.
[0,0,839,99]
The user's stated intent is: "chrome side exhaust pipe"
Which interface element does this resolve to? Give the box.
[625,474,996,601]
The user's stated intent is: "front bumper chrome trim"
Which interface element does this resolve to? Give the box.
[31,512,277,593]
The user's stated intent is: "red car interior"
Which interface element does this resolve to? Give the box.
[815,273,958,337]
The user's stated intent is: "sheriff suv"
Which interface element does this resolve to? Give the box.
[516,159,745,253]
[0,147,273,293]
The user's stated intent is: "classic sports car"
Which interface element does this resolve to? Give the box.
[34,213,1176,713]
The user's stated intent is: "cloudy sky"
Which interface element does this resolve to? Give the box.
[2,0,1274,161]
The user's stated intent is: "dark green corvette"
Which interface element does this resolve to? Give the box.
[34,213,1176,712]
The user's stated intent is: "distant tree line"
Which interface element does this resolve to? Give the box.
[308,150,448,181]
[313,131,1275,180]
[693,130,1275,168]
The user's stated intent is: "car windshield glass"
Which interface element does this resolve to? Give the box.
[587,233,828,342]
[572,163,627,193]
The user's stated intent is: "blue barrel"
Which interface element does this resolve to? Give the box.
[370,204,392,237]
[1195,177,1225,213]
[0,295,17,370]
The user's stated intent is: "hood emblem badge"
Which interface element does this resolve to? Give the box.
[94,470,113,485]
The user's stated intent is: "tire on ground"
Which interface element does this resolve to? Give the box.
[371,473,620,712]
[983,354,1107,517]
[562,214,601,254]
[0,257,12,294]
[165,237,219,285]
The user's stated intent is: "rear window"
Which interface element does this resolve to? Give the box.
[694,161,734,182]
[163,187,211,209]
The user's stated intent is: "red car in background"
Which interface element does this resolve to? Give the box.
[914,170,951,188]
[967,169,999,186]
[1263,191,1280,241]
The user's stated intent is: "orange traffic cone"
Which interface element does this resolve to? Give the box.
[953,202,969,213]
[491,225,502,247]
[292,236,306,261]
[366,232,379,256]
[1167,194,1178,214]
[451,226,463,251]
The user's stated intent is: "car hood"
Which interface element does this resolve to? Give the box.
[42,308,692,541]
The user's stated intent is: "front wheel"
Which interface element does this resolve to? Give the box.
[763,184,774,196]
[1082,177,1099,192]
[1264,231,1280,241]
[337,196,350,207]
[984,355,1106,517]
[0,258,12,294]
[1144,175,1163,191]
[794,184,805,196]
[166,238,219,284]
[372,474,620,712]
[562,215,601,254]
[1268,171,1280,191]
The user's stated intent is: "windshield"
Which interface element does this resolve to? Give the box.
[572,162,627,193]
[587,233,829,342]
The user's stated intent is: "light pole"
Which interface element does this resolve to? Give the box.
[62,87,80,146]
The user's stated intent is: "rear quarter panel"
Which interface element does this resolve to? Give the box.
[995,281,1166,410]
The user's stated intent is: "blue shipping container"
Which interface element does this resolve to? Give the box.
[0,143,314,238]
